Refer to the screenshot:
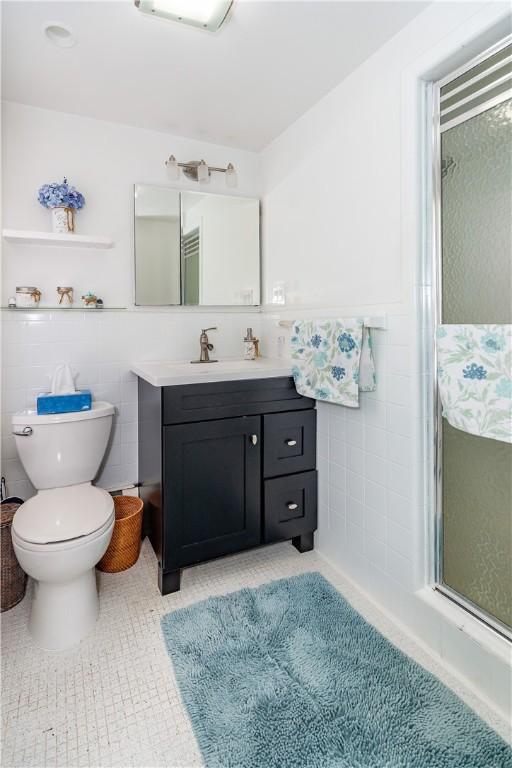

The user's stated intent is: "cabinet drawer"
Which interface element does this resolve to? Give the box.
[264,409,316,478]
[264,471,317,543]
[163,377,314,425]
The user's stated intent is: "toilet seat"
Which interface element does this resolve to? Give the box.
[12,514,115,553]
[12,485,114,545]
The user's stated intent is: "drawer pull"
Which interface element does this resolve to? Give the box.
[287,502,298,510]
[285,439,297,446]
[249,434,258,446]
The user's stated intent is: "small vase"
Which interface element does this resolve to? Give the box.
[51,206,75,234]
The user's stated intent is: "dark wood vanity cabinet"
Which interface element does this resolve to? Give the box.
[138,376,317,594]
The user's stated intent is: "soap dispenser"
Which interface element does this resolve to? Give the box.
[244,328,256,360]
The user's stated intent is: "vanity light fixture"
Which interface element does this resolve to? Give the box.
[225,163,237,188]
[135,0,233,32]
[166,155,180,180]
[165,156,237,187]
[196,159,209,183]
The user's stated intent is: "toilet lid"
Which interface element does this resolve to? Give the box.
[12,400,114,426]
[12,485,114,544]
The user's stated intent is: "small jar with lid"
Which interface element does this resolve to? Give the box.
[16,286,41,308]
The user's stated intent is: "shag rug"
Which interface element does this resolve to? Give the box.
[161,572,511,768]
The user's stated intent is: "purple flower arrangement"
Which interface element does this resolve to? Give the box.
[38,178,85,210]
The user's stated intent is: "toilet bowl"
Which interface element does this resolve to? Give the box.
[11,402,115,650]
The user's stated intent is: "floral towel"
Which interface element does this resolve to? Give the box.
[436,324,512,443]
[290,319,376,407]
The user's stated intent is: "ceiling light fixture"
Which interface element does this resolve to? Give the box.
[135,0,233,32]
[165,156,237,188]
[43,22,76,48]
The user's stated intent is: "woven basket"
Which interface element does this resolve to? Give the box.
[1,503,27,611]
[97,496,144,573]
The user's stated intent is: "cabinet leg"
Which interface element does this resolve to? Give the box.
[159,567,181,595]
[292,532,314,553]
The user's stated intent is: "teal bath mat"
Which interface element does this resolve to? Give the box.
[161,572,511,768]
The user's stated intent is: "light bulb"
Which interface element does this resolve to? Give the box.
[197,159,209,183]
[165,155,180,180]
[225,163,237,188]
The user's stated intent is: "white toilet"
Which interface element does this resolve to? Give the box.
[11,402,116,650]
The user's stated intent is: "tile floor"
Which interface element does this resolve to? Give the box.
[1,539,509,768]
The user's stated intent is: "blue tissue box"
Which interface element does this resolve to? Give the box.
[37,391,92,415]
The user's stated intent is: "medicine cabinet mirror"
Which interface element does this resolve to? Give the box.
[134,185,260,306]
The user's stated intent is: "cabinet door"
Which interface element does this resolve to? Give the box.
[163,416,261,568]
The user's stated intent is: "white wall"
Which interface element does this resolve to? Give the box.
[1,102,262,499]
[2,102,260,308]
[260,1,511,721]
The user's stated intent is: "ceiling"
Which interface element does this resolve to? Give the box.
[2,1,429,151]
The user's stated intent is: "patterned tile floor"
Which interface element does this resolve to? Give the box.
[1,539,508,768]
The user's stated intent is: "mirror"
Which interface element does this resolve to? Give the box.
[134,185,181,305]
[180,191,260,306]
[134,185,260,306]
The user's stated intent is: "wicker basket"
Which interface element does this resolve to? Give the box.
[97,496,144,573]
[1,502,27,611]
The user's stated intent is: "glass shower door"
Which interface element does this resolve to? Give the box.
[435,40,512,636]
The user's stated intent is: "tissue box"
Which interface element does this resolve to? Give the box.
[37,391,92,415]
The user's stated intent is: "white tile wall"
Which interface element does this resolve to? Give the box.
[306,317,426,596]
[0,309,262,501]
[259,312,424,597]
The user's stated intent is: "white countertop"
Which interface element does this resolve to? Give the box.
[131,358,293,387]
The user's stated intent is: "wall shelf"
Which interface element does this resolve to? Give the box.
[2,306,126,312]
[2,229,114,249]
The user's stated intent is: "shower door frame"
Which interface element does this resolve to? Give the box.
[431,34,512,642]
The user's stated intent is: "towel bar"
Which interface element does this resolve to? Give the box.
[277,315,387,330]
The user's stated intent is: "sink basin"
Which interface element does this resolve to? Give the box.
[131,358,293,387]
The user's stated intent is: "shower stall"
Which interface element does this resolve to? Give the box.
[432,37,512,638]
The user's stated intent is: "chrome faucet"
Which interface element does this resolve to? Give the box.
[191,327,218,364]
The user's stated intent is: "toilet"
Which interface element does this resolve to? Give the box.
[11,402,115,650]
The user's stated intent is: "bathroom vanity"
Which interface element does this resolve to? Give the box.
[133,360,317,594]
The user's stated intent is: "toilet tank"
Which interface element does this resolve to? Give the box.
[12,402,115,490]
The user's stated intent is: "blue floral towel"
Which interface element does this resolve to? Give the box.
[437,324,512,443]
[290,319,376,407]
